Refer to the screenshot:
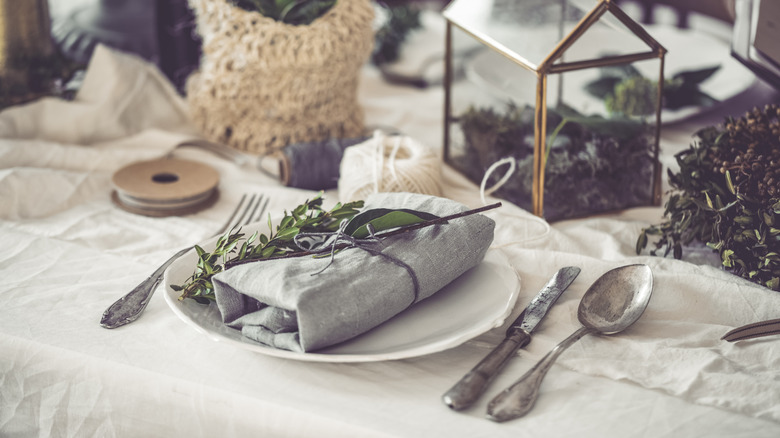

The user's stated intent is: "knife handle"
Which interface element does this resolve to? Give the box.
[442,329,531,410]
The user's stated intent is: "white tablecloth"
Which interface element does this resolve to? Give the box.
[2,33,780,438]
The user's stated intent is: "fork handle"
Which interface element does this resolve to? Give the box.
[99,246,192,329]
[487,326,594,422]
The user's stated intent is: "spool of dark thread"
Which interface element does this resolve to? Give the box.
[274,137,370,190]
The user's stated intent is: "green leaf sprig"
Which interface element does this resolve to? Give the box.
[171,195,494,304]
[172,193,363,303]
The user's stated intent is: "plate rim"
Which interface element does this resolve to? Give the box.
[162,242,521,363]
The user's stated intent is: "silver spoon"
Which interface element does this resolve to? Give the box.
[487,264,653,422]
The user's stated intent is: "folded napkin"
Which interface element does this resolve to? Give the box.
[212,192,495,352]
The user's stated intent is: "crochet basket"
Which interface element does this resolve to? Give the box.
[186,0,375,155]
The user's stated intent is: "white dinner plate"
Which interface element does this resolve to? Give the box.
[162,230,521,363]
[465,24,755,124]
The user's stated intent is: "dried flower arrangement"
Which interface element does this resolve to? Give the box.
[637,104,780,291]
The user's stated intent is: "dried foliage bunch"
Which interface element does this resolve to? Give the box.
[638,104,780,290]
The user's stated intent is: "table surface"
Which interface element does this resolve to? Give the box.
[2,9,780,438]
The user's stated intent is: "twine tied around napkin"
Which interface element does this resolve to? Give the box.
[212,193,496,352]
[293,220,421,307]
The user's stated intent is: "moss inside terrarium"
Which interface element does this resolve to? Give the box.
[451,103,656,221]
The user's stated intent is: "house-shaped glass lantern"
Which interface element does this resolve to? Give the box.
[442,0,666,221]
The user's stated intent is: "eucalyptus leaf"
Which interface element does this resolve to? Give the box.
[275,226,300,241]
[343,208,440,238]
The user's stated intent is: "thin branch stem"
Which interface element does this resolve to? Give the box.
[225,202,502,269]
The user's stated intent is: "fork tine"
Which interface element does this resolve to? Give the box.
[258,196,269,221]
[242,195,263,226]
[246,195,269,225]
[212,193,249,238]
[211,193,267,239]
[233,194,257,227]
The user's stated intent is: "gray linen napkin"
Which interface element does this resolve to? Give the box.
[212,192,495,352]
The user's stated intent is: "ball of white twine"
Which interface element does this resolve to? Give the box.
[338,130,442,202]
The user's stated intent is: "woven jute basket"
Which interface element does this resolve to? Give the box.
[186,0,375,155]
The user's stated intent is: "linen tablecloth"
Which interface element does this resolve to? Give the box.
[2,41,779,437]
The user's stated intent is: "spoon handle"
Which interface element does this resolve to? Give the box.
[487,326,594,422]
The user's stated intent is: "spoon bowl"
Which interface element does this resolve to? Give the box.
[578,264,653,334]
[487,264,653,422]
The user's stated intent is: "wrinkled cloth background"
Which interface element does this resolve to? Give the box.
[1,44,779,437]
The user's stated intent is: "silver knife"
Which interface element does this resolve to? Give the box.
[442,266,580,410]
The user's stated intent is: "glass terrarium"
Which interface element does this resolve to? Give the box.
[442,0,666,221]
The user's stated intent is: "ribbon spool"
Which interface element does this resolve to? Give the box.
[273,136,369,190]
[111,158,219,217]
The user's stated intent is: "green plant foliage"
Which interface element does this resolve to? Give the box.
[585,63,720,115]
[0,53,83,110]
[454,103,655,221]
[231,0,336,25]
[637,104,780,291]
[605,76,657,117]
[343,208,439,238]
[171,194,440,303]
[371,3,422,65]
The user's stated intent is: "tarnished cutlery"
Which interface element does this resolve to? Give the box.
[722,318,780,342]
[100,193,268,329]
[487,264,653,422]
[443,266,581,410]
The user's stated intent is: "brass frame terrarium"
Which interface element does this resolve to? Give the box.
[442,0,666,219]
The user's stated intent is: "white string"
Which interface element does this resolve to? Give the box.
[338,130,442,203]
[478,156,551,245]
[388,134,402,185]
[372,132,385,193]
[479,157,516,205]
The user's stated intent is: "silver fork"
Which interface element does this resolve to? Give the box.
[100,194,269,329]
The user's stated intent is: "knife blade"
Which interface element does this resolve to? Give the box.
[442,266,580,411]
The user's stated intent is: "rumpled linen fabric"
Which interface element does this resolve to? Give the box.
[1,36,780,437]
[213,192,495,352]
[0,44,194,143]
